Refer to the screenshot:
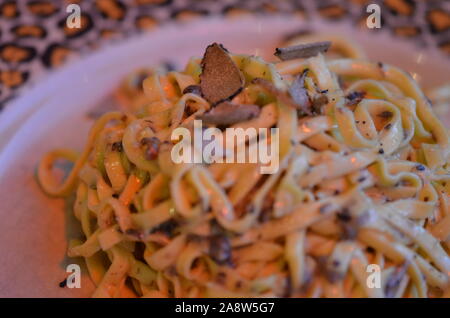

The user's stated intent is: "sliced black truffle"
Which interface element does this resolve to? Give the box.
[200,43,244,106]
[197,101,260,126]
[275,41,331,61]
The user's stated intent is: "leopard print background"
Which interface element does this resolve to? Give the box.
[0,0,449,111]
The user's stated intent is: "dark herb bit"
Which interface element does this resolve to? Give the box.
[209,219,223,236]
[346,91,365,106]
[151,219,178,237]
[342,209,370,240]
[336,208,352,222]
[182,84,202,96]
[416,164,425,171]
[200,43,244,106]
[125,228,144,240]
[378,148,385,154]
[129,204,138,213]
[209,234,232,265]
[377,62,386,76]
[319,203,332,214]
[133,242,146,262]
[321,256,343,283]
[357,176,366,183]
[197,101,260,126]
[377,110,393,119]
[141,136,161,160]
[166,265,177,277]
[163,61,176,72]
[274,41,332,61]
[384,123,392,130]
[258,192,274,223]
[111,141,123,152]
[312,93,329,114]
[184,102,196,117]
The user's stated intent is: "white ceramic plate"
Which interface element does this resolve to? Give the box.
[0,16,449,297]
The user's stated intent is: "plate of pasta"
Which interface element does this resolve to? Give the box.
[0,16,449,298]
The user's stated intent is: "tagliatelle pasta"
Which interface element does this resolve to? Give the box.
[37,35,450,298]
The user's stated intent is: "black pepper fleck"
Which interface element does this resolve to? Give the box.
[357,176,366,183]
[209,234,232,265]
[111,141,123,152]
[336,208,352,222]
